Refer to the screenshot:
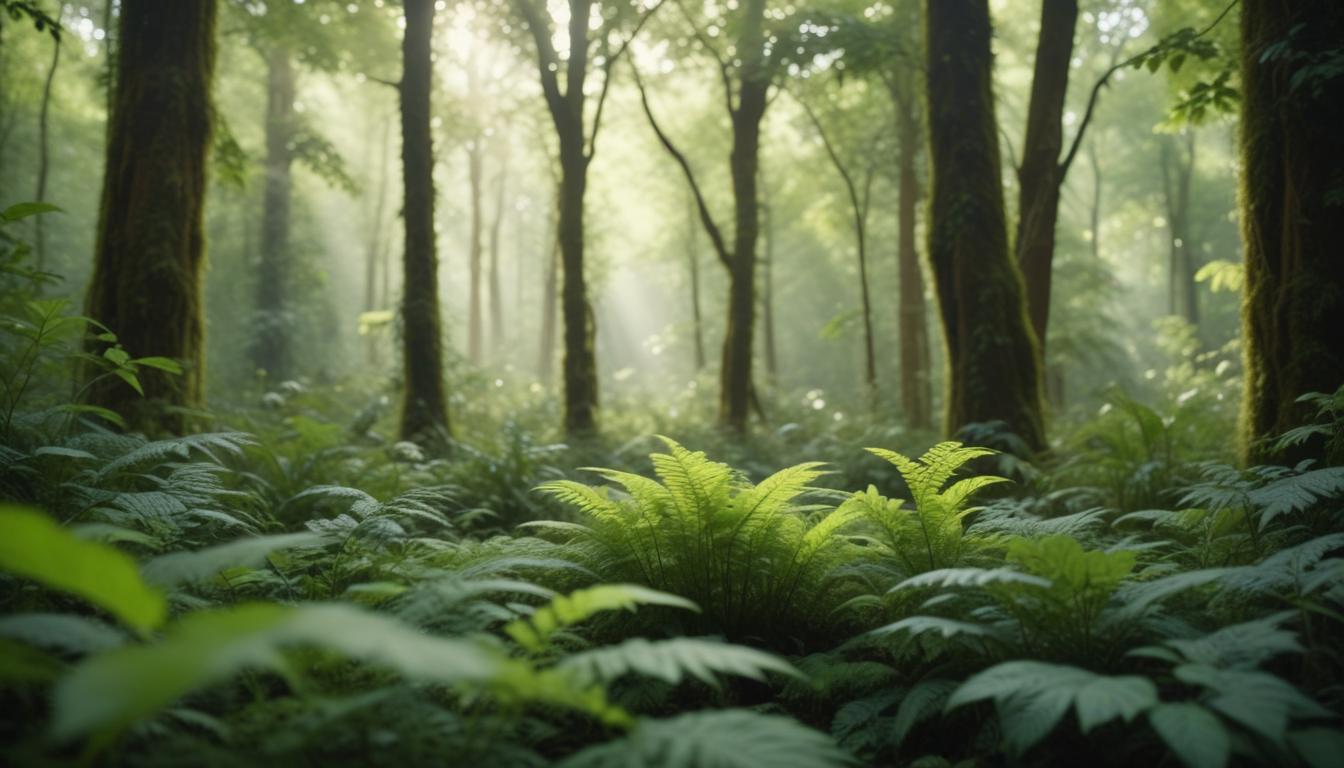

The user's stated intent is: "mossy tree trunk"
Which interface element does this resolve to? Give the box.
[253,45,295,379]
[1239,0,1344,465]
[924,0,1047,451]
[84,0,217,434]
[687,190,707,373]
[397,0,450,442]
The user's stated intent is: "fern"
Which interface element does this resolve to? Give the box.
[505,584,698,651]
[556,709,854,768]
[946,661,1158,755]
[557,636,801,687]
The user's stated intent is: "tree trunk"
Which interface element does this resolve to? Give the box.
[253,45,295,379]
[896,101,933,430]
[687,190,707,372]
[759,178,777,383]
[538,212,559,383]
[558,135,598,432]
[84,0,217,433]
[363,111,392,365]
[1239,0,1344,465]
[718,0,769,433]
[397,0,449,441]
[466,143,484,364]
[488,148,508,354]
[1015,0,1078,358]
[35,35,59,273]
[924,0,1047,451]
[1161,131,1198,326]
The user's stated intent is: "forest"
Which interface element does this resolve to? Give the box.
[0,0,1342,765]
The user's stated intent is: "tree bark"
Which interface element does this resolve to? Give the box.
[397,0,450,441]
[1015,0,1078,358]
[1239,0,1344,465]
[253,45,295,379]
[896,98,933,430]
[924,0,1047,451]
[84,0,217,433]
[538,209,560,383]
[35,35,59,273]
[557,132,598,432]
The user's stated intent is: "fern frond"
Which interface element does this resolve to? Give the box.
[557,637,801,687]
[505,584,699,651]
[556,709,855,768]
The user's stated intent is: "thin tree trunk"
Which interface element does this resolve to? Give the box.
[796,97,877,396]
[1015,0,1078,358]
[35,35,60,273]
[896,99,933,430]
[466,143,484,364]
[759,178,776,382]
[1239,0,1344,465]
[253,45,295,379]
[925,0,1047,451]
[363,112,392,364]
[1088,140,1102,261]
[488,147,509,354]
[538,212,559,383]
[680,190,704,373]
[85,0,218,433]
[1161,131,1198,325]
[398,0,449,441]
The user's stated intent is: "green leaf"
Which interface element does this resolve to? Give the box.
[0,505,166,635]
[505,584,699,651]
[0,613,128,654]
[1,201,63,222]
[558,637,802,688]
[1290,728,1344,768]
[556,709,854,768]
[51,602,504,742]
[1148,703,1228,768]
[132,356,183,374]
[140,532,330,589]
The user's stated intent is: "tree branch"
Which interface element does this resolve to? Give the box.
[674,0,736,117]
[1059,0,1238,177]
[586,0,669,161]
[630,59,731,269]
[512,0,566,118]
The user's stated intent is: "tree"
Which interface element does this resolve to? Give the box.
[1238,0,1344,464]
[1160,130,1198,325]
[233,0,367,380]
[33,24,58,272]
[510,0,663,433]
[635,0,819,431]
[84,0,218,433]
[397,0,450,442]
[793,90,878,399]
[923,0,1046,450]
[1014,0,1078,354]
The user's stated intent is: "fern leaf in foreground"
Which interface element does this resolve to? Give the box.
[557,709,855,768]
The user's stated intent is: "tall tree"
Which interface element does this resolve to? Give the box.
[511,0,663,433]
[1239,0,1344,464]
[685,188,707,372]
[924,0,1046,450]
[397,0,450,441]
[85,0,218,432]
[466,136,485,364]
[34,30,59,272]
[488,144,509,353]
[1160,130,1198,325]
[894,81,932,430]
[253,45,295,378]
[635,0,823,430]
[1014,0,1078,353]
[794,91,879,399]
